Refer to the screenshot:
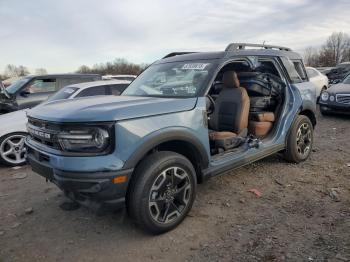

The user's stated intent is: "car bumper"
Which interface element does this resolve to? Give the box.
[319,103,350,115]
[26,139,133,211]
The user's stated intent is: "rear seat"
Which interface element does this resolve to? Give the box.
[248,112,275,137]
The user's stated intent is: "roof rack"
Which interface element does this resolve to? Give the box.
[162,52,197,59]
[225,43,292,52]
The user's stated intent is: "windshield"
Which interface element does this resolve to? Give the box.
[122,60,216,97]
[47,86,79,102]
[342,74,350,84]
[6,77,31,94]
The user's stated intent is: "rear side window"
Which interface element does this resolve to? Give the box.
[110,84,129,95]
[60,77,95,88]
[292,61,307,81]
[306,68,318,78]
[280,57,302,84]
[76,86,108,97]
[26,78,57,93]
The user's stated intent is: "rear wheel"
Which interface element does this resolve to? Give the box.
[0,132,27,166]
[284,115,313,163]
[127,151,196,234]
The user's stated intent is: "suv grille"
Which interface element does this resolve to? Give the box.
[336,94,350,105]
[27,118,62,150]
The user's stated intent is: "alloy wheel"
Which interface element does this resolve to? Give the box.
[148,166,192,224]
[296,123,312,158]
[0,134,27,165]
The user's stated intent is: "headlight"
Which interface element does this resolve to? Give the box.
[321,92,329,101]
[58,127,111,153]
[329,95,335,102]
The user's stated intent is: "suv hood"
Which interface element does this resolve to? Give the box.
[28,95,198,122]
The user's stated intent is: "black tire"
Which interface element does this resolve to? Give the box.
[319,107,329,116]
[0,132,27,167]
[284,115,313,163]
[126,151,197,234]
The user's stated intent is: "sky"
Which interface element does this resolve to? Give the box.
[0,0,349,74]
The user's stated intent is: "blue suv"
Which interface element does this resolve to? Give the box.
[26,43,317,234]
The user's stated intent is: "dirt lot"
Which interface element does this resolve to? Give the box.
[0,111,349,262]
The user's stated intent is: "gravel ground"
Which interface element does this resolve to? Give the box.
[0,111,349,262]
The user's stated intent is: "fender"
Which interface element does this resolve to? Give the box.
[123,127,210,170]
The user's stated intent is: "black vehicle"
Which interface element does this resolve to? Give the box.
[326,62,350,84]
[319,73,350,115]
[0,74,101,114]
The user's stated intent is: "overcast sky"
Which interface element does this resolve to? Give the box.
[0,0,349,73]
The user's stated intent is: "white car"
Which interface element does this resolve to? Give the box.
[306,67,329,98]
[0,80,130,166]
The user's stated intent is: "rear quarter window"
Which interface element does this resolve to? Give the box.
[280,57,303,84]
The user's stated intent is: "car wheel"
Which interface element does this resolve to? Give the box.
[0,132,27,167]
[284,115,313,163]
[127,151,197,234]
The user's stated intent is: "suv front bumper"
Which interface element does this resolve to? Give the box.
[26,138,133,211]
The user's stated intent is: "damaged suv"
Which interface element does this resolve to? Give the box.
[26,43,317,234]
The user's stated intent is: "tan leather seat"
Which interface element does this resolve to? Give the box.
[249,112,275,137]
[209,71,250,147]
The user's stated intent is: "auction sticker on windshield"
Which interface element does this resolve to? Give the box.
[182,63,209,70]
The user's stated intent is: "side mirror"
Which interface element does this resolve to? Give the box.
[20,90,30,97]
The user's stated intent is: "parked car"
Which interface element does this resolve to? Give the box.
[102,74,137,81]
[316,67,334,75]
[0,74,102,114]
[26,43,317,234]
[319,73,350,115]
[0,80,130,166]
[306,67,328,98]
[326,62,350,84]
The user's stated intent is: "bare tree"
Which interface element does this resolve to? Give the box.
[76,58,148,75]
[320,32,350,66]
[303,46,319,67]
[4,64,30,77]
[35,68,48,75]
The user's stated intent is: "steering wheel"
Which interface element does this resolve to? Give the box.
[206,94,215,115]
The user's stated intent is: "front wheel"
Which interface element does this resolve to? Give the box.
[284,115,313,163]
[127,151,197,234]
[0,132,27,166]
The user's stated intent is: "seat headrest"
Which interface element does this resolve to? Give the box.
[223,71,240,89]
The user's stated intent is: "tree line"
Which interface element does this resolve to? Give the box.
[76,58,148,75]
[304,32,350,67]
[1,59,148,81]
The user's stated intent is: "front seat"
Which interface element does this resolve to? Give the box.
[209,71,250,150]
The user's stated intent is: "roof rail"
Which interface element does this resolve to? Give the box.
[225,43,292,52]
[162,52,197,59]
